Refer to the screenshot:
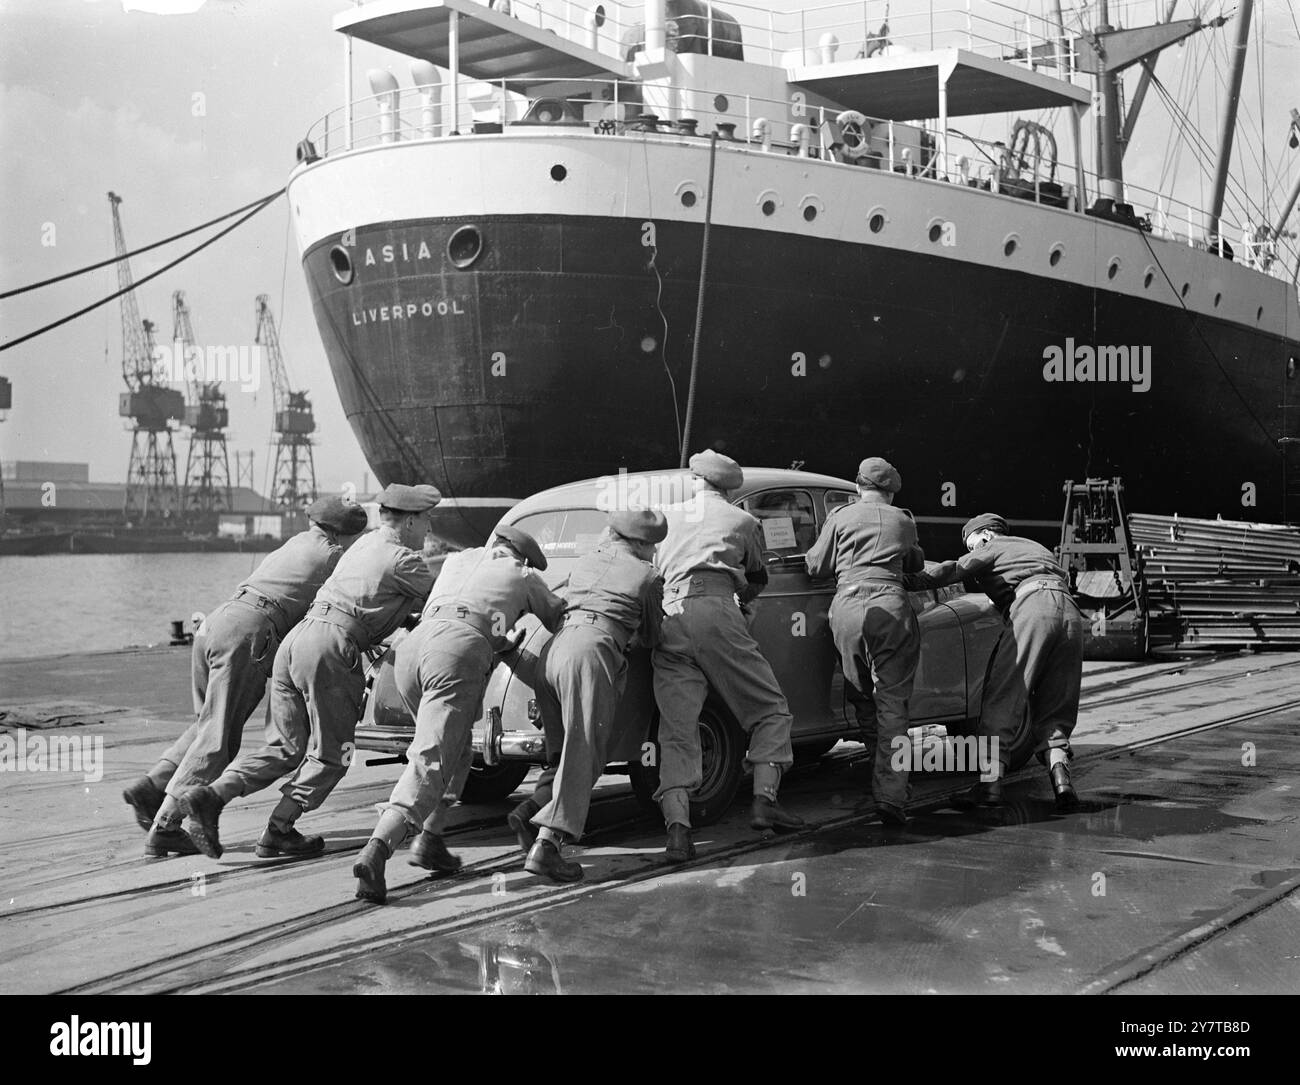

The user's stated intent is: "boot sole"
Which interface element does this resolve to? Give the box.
[507,811,538,855]
[255,843,325,859]
[143,846,198,859]
[409,853,462,873]
[352,861,387,903]
[189,825,223,859]
[523,857,583,883]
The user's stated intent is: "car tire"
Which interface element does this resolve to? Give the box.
[459,760,531,804]
[627,702,747,826]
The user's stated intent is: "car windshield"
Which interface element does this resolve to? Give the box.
[510,507,607,559]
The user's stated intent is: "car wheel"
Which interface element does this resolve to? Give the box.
[460,760,531,804]
[627,703,747,826]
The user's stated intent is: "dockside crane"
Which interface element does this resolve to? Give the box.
[254,294,317,512]
[111,192,185,522]
[173,290,232,520]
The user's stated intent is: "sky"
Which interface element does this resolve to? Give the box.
[1,0,1298,495]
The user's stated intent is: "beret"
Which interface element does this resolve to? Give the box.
[855,457,902,494]
[962,513,1009,540]
[493,524,548,570]
[688,449,743,490]
[610,508,668,543]
[306,496,370,535]
[376,483,442,512]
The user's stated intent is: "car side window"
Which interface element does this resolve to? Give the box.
[823,490,855,521]
[742,489,818,556]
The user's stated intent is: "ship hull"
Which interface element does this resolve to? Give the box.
[299,208,1299,548]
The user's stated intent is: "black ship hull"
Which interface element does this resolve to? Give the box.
[302,213,1299,549]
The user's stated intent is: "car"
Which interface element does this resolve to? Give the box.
[356,467,1017,824]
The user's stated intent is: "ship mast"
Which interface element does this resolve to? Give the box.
[1207,0,1254,242]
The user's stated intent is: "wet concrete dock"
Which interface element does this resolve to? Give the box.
[1,647,1297,994]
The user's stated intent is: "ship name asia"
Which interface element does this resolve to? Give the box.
[351,297,468,326]
[1042,339,1152,392]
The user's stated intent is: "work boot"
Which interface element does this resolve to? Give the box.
[664,823,695,863]
[524,837,582,883]
[952,779,1005,809]
[354,839,391,903]
[1049,762,1079,812]
[409,831,462,872]
[875,800,908,827]
[183,785,226,859]
[750,795,806,833]
[507,798,540,855]
[143,825,200,859]
[256,824,325,859]
[123,776,165,832]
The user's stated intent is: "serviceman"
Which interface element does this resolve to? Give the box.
[353,525,564,903]
[184,483,443,859]
[523,509,666,882]
[652,450,803,863]
[805,457,924,825]
[907,513,1084,810]
[122,496,369,858]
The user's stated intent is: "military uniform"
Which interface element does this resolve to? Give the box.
[354,525,562,902]
[124,497,368,857]
[805,458,923,816]
[912,514,1084,802]
[526,511,665,881]
[652,451,801,855]
[186,484,442,859]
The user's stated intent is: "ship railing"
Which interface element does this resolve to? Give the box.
[302,76,1300,283]
[444,0,1073,72]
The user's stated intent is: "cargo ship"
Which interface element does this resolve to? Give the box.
[287,0,1300,548]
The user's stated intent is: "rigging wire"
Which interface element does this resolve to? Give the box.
[0,189,285,353]
[0,189,285,300]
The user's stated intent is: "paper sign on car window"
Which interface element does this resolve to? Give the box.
[761,516,797,550]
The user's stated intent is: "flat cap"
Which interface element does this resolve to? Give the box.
[376,483,442,512]
[610,508,668,543]
[306,496,370,535]
[493,524,548,570]
[688,449,743,490]
[856,457,902,494]
[962,513,1009,540]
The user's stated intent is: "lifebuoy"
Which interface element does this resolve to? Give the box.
[836,110,872,162]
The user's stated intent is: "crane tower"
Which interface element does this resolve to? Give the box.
[254,295,317,512]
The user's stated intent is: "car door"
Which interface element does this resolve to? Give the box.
[738,487,843,737]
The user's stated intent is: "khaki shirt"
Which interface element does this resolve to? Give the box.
[560,540,664,649]
[805,499,925,583]
[313,526,437,644]
[238,524,344,627]
[655,491,765,597]
[422,545,565,651]
[917,535,1067,613]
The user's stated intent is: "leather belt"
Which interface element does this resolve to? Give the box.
[1014,577,1070,601]
[840,567,903,587]
[231,587,290,639]
[305,600,372,651]
[560,609,631,652]
[424,603,498,646]
[663,571,736,600]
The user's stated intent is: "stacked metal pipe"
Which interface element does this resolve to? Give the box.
[1129,513,1300,647]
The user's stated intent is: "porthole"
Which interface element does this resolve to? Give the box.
[1214,292,1222,308]
[1107,258,1120,280]
[681,190,697,208]
[713,94,729,113]
[550,163,567,182]
[1003,234,1019,257]
[1257,306,1264,321]
[761,199,776,216]
[1049,244,1063,267]
[1181,282,1191,298]
[640,335,657,354]
[868,212,885,233]
[447,225,484,269]
[329,245,354,285]
[928,222,943,243]
[1143,267,1155,289]
[803,205,817,222]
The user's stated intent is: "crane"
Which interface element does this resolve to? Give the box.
[111,192,185,522]
[173,290,232,520]
[254,294,317,513]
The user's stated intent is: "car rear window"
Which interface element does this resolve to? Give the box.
[510,508,607,559]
